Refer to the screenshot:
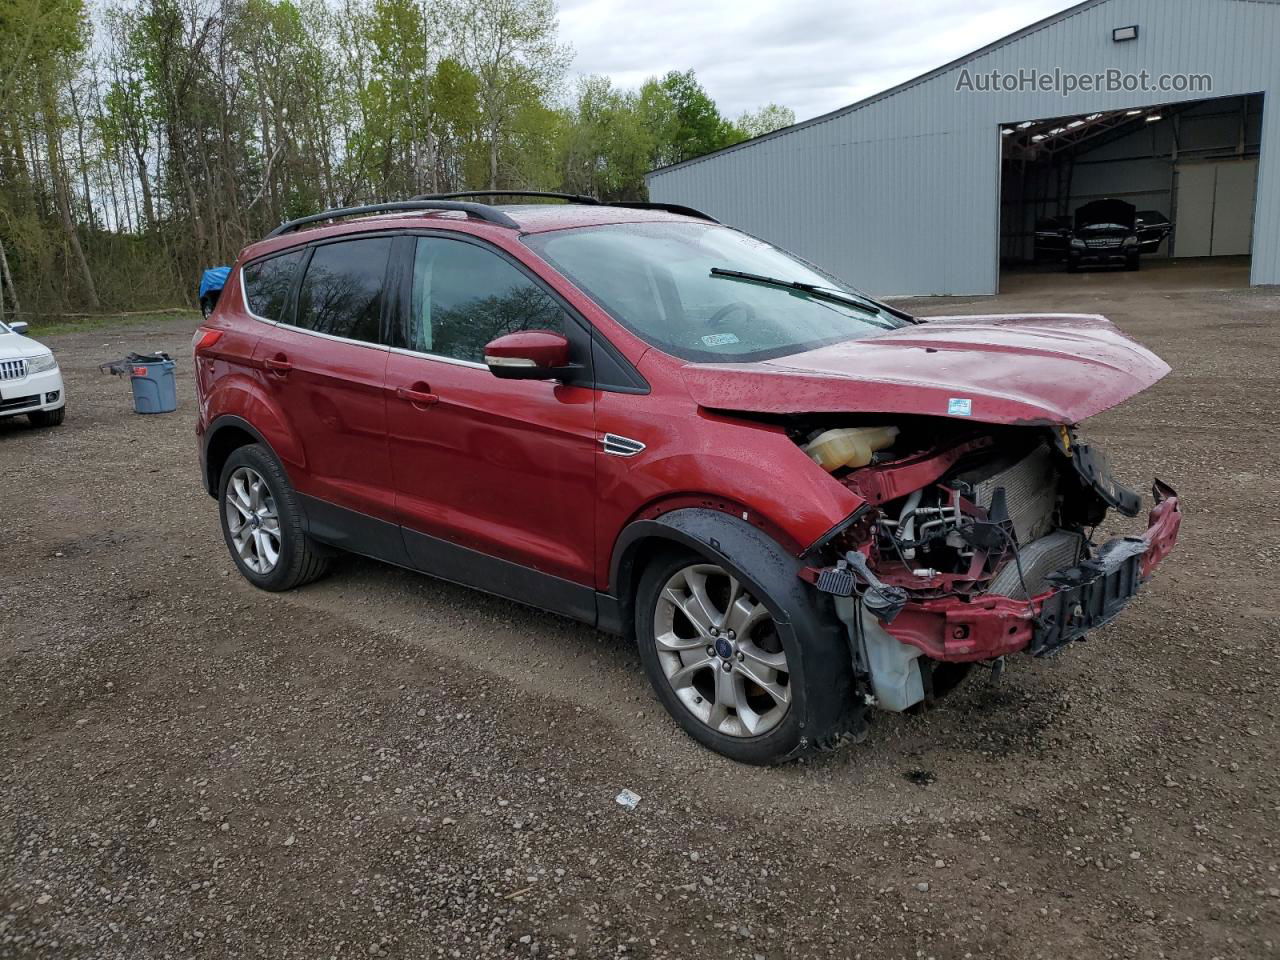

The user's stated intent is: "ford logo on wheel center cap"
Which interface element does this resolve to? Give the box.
[714,637,733,659]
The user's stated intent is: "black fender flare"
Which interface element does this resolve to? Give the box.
[610,507,828,635]
[202,414,278,496]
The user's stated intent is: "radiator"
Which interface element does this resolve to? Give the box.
[971,445,1059,545]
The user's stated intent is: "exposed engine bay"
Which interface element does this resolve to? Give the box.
[787,416,1179,714]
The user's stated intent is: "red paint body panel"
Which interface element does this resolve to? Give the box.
[385,350,598,583]
[591,359,866,588]
[681,313,1171,426]
[251,324,396,524]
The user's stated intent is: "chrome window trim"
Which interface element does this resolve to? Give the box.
[274,321,391,352]
[239,248,308,326]
[241,268,388,352]
[387,345,487,369]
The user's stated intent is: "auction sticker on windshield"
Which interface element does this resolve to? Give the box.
[701,333,741,346]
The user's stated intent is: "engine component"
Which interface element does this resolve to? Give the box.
[844,551,908,623]
[987,529,1085,599]
[833,596,925,712]
[812,553,908,625]
[964,444,1058,545]
[804,425,899,472]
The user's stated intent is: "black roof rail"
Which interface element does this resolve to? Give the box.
[412,190,600,205]
[608,200,719,223]
[411,190,719,223]
[264,200,519,239]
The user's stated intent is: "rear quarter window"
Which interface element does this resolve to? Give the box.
[294,237,392,343]
[241,250,304,321]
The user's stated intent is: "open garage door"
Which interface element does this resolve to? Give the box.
[1175,159,1259,257]
[999,93,1263,291]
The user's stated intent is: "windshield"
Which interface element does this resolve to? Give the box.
[524,222,910,363]
[0,321,10,334]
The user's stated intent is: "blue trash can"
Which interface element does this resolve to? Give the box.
[128,355,177,414]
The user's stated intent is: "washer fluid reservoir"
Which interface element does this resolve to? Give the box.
[803,426,899,472]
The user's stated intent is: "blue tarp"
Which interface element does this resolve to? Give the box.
[199,266,231,301]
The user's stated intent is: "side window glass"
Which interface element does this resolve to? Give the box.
[241,250,303,321]
[410,237,566,363]
[294,237,392,343]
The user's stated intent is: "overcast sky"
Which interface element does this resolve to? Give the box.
[559,0,1082,121]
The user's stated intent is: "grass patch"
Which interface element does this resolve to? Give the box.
[21,309,201,337]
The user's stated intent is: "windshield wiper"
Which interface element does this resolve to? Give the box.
[709,267,886,316]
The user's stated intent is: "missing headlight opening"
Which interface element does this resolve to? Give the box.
[796,416,1178,713]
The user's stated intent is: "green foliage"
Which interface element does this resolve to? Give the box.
[0,0,85,99]
[643,70,741,167]
[0,0,794,314]
[560,75,653,199]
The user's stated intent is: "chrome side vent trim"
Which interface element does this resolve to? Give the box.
[601,433,645,457]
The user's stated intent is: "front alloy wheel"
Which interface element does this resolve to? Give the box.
[653,563,791,737]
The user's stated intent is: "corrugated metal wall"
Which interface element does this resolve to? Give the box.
[646,0,1280,296]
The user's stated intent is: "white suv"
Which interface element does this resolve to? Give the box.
[0,320,66,427]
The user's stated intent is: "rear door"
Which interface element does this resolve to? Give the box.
[384,234,598,617]
[252,234,400,548]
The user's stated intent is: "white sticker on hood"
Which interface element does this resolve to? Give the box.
[700,332,740,346]
[948,397,973,416]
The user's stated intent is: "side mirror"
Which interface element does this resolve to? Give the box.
[483,330,578,381]
[9,321,28,335]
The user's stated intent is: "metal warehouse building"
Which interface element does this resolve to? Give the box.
[646,0,1280,296]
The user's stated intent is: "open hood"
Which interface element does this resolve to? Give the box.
[1075,198,1136,231]
[680,313,1170,426]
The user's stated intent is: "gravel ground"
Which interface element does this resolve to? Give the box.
[2,276,1278,959]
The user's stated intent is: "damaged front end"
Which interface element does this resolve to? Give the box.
[797,419,1182,713]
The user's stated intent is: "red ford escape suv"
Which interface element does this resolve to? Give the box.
[194,192,1182,765]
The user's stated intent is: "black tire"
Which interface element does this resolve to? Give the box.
[1066,260,1080,274]
[218,443,329,591]
[1125,255,1140,271]
[28,407,65,427]
[634,545,862,765]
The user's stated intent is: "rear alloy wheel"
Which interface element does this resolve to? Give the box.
[218,443,329,591]
[224,466,282,575]
[652,562,791,738]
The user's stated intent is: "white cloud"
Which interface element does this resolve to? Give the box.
[558,0,1081,120]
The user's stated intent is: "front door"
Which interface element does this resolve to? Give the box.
[385,235,598,618]
[252,235,397,539]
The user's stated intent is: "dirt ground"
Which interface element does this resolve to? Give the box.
[2,272,1278,960]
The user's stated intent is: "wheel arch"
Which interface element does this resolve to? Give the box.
[621,507,861,759]
[203,415,284,497]
[609,507,826,644]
